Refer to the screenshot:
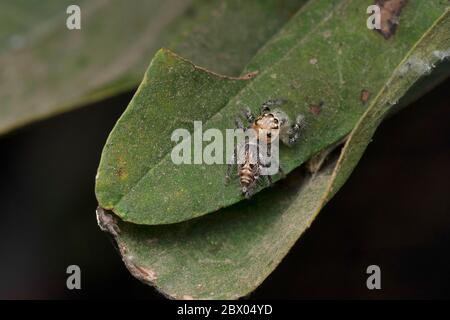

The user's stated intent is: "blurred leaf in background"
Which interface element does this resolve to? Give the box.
[0,0,303,135]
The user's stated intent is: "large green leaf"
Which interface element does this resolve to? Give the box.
[96,0,449,225]
[97,7,450,299]
[327,11,450,201]
[0,0,303,135]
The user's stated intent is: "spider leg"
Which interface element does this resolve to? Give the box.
[225,166,233,184]
[255,174,273,189]
[287,114,306,145]
[235,118,246,130]
[225,164,235,184]
[259,150,285,178]
[261,99,287,113]
[225,145,238,184]
[243,181,257,199]
[258,155,276,186]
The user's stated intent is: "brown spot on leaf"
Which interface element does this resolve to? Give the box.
[375,0,408,39]
[115,167,128,180]
[360,89,370,104]
[115,157,128,180]
[309,101,324,115]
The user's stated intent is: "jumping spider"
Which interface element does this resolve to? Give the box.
[226,99,306,198]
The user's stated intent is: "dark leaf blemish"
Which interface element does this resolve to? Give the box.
[375,0,408,39]
[360,89,370,104]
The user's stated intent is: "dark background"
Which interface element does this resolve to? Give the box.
[0,77,448,300]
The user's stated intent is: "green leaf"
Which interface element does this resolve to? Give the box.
[96,7,450,300]
[96,0,449,225]
[327,10,450,201]
[0,0,303,135]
